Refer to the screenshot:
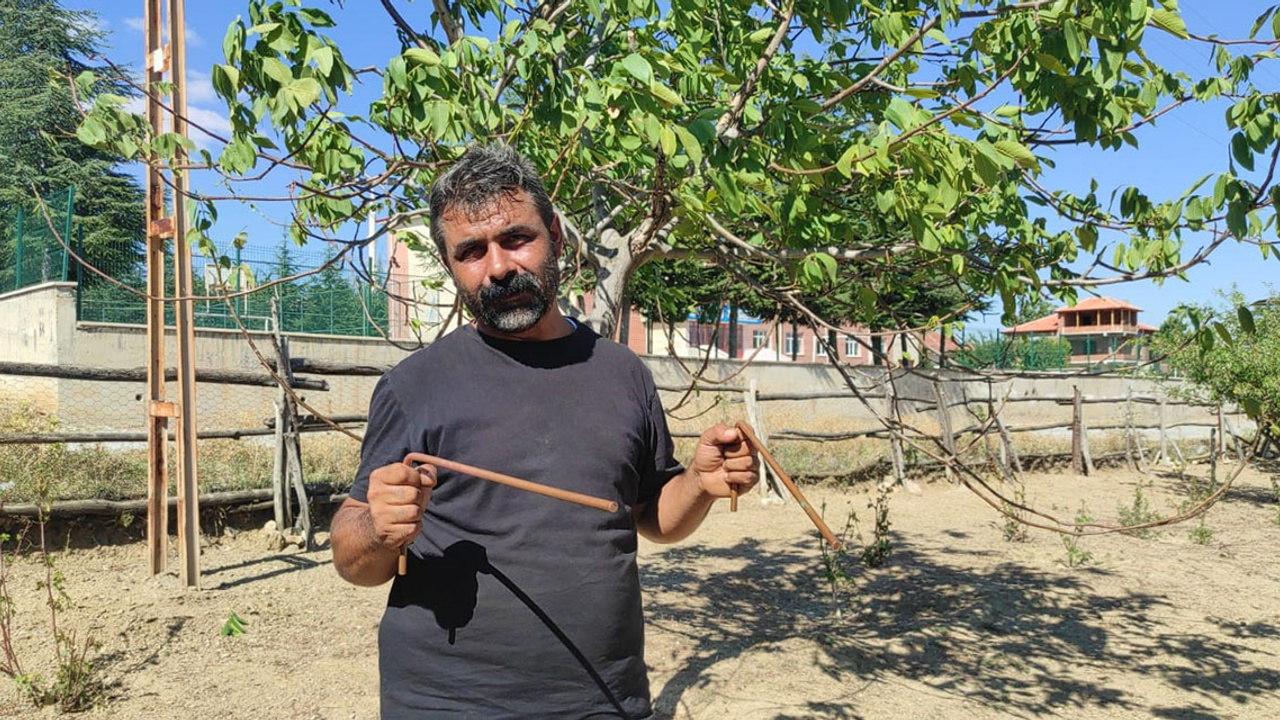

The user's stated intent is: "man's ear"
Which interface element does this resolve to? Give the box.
[549,213,564,258]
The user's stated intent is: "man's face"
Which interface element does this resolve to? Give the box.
[437,190,561,336]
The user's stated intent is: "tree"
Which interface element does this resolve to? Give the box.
[1155,291,1280,435]
[78,0,1280,345]
[0,0,144,270]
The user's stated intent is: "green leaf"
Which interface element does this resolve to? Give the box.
[1150,9,1189,39]
[993,140,1038,169]
[1238,305,1256,334]
[221,611,248,637]
[883,98,914,130]
[836,144,861,178]
[1231,133,1254,171]
[310,45,334,75]
[281,78,321,111]
[649,82,684,107]
[1213,321,1234,346]
[1035,53,1070,76]
[404,48,441,66]
[298,7,336,27]
[673,125,702,165]
[659,126,677,157]
[620,53,653,84]
[1243,397,1263,419]
[75,117,106,146]
[211,64,240,99]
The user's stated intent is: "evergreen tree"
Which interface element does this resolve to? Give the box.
[0,0,144,274]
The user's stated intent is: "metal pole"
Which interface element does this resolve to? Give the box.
[169,0,202,589]
[61,186,74,281]
[14,207,23,289]
[74,225,83,320]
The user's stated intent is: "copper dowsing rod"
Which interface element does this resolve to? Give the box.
[735,421,843,550]
[397,452,620,574]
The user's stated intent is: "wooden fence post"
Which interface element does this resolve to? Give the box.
[1216,404,1225,460]
[932,379,956,483]
[995,400,1022,476]
[743,380,783,502]
[886,375,907,487]
[1124,387,1139,471]
[1072,386,1094,475]
[1158,398,1169,466]
[270,299,313,550]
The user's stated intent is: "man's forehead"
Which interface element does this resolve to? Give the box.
[440,190,537,225]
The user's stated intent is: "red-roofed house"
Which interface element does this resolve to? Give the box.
[1003,297,1157,366]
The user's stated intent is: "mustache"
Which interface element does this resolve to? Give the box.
[479,271,542,305]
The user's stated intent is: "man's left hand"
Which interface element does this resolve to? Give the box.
[690,424,760,500]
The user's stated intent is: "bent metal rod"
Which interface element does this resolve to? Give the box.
[397,452,619,575]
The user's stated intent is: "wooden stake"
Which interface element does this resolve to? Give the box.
[1072,386,1083,475]
[396,453,620,575]
[143,0,168,578]
[886,376,907,487]
[1158,398,1170,466]
[743,379,782,502]
[994,398,1022,475]
[932,380,956,483]
[735,422,842,549]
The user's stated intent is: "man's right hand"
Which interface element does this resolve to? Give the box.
[366,461,436,550]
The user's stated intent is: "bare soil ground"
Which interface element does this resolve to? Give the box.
[1,461,1278,719]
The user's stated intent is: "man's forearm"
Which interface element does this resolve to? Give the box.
[636,470,716,543]
[331,501,400,586]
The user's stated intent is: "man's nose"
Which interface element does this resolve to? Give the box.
[484,246,518,282]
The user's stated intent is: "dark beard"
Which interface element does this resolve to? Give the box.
[463,255,560,334]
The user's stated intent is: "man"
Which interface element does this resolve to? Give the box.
[331,143,759,719]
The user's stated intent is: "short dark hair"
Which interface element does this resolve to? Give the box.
[427,143,555,262]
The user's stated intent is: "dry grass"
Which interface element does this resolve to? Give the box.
[0,401,360,504]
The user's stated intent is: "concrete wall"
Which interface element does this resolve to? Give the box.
[0,282,1230,442]
[0,282,74,415]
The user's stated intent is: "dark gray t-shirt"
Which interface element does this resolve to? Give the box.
[350,322,683,719]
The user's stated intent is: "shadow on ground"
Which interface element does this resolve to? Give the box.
[642,534,1280,719]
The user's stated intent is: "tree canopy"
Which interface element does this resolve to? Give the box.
[1156,291,1280,434]
[76,0,1280,339]
[0,0,144,266]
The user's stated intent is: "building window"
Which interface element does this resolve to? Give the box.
[814,336,827,356]
[752,329,767,349]
[845,335,860,357]
[784,333,800,357]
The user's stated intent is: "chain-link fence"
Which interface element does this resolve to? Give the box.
[76,238,407,337]
[0,187,76,294]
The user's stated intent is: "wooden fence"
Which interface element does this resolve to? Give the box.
[0,360,1257,523]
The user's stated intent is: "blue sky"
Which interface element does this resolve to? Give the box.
[70,1,1279,331]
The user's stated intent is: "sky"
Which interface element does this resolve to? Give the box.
[68,1,1280,332]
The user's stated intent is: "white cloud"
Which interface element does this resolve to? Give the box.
[188,70,217,104]
[122,17,202,48]
[185,105,233,144]
[118,96,230,151]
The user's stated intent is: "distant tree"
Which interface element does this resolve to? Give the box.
[1010,295,1059,327]
[301,246,365,335]
[1155,291,1280,435]
[0,0,143,270]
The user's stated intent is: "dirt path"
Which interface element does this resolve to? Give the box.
[1,463,1278,719]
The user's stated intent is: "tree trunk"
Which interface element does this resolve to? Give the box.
[583,229,635,338]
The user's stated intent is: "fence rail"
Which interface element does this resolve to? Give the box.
[0,358,1256,522]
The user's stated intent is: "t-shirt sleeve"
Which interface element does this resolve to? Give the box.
[637,374,684,505]
[349,373,413,504]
